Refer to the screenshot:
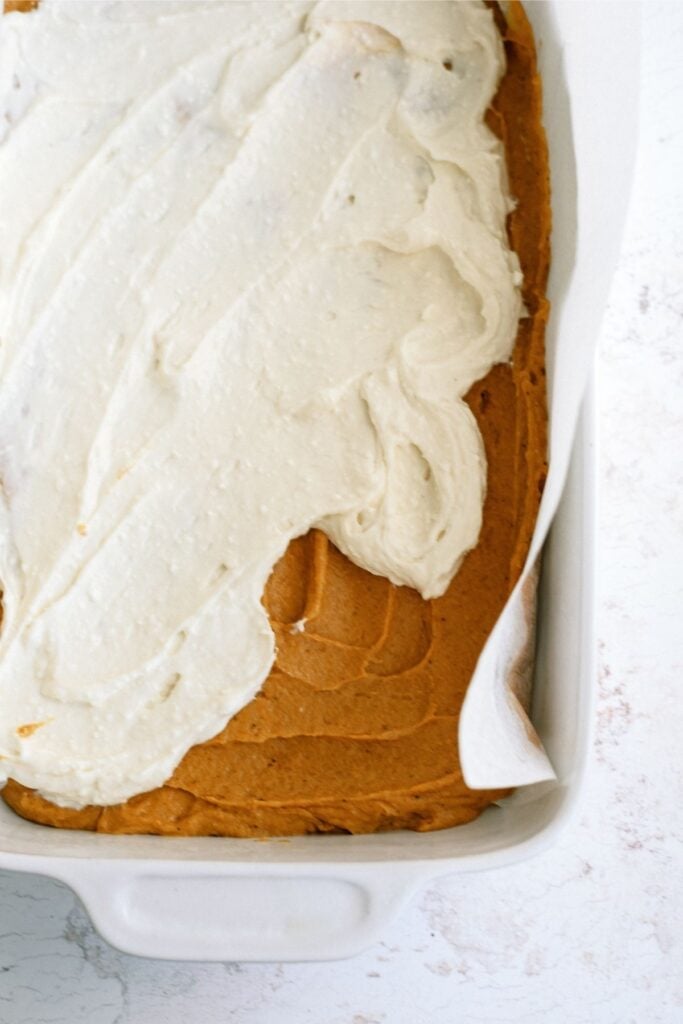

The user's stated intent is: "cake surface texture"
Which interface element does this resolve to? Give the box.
[0,0,549,834]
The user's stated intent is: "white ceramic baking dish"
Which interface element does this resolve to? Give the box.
[0,1,640,961]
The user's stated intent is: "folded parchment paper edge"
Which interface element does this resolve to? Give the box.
[459,1,641,788]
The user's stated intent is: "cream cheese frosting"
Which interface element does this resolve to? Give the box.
[0,0,522,808]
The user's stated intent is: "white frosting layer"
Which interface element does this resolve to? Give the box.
[0,0,522,807]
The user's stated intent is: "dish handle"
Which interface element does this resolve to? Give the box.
[57,863,421,962]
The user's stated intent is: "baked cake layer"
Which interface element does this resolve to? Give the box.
[2,1,549,835]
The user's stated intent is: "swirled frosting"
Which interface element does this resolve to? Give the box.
[0,0,522,808]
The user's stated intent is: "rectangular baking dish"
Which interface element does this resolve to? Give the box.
[0,1,640,961]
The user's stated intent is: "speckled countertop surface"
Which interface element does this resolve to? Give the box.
[1,4,681,1022]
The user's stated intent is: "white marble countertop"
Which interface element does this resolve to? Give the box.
[1,4,681,1021]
